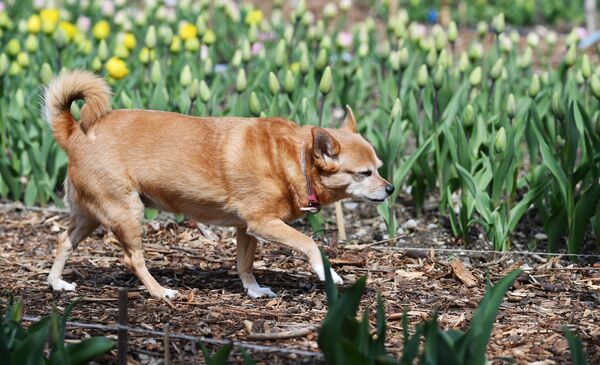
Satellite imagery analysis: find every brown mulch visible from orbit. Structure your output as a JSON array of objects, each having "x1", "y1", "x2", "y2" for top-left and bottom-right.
[{"x1": 0, "y1": 204, "x2": 599, "y2": 364}]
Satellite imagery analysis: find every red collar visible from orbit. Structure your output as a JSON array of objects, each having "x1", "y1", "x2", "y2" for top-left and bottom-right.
[{"x1": 300, "y1": 144, "x2": 321, "y2": 213}]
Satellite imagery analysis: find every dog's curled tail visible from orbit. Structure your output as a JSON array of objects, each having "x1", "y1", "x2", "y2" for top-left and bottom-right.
[{"x1": 42, "y1": 70, "x2": 112, "y2": 149}]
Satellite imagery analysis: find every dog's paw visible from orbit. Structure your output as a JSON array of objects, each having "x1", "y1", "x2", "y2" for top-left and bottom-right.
[
  {"x1": 49, "y1": 279, "x2": 77, "y2": 291},
  {"x1": 314, "y1": 265, "x2": 344, "y2": 285},
  {"x1": 164, "y1": 288, "x2": 179, "y2": 299},
  {"x1": 246, "y1": 285, "x2": 277, "y2": 299}
]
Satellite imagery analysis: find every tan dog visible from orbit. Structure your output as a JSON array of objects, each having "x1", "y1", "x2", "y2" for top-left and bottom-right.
[{"x1": 43, "y1": 71, "x2": 393, "y2": 300}]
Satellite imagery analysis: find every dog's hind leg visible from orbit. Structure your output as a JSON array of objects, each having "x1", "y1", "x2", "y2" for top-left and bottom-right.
[
  {"x1": 109, "y1": 194, "x2": 178, "y2": 301},
  {"x1": 48, "y1": 212, "x2": 99, "y2": 291},
  {"x1": 236, "y1": 227, "x2": 276, "y2": 298}
]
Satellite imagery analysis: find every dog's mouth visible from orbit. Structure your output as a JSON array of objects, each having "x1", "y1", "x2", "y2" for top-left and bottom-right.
[{"x1": 368, "y1": 198, "x2": 386, "y2": 203}]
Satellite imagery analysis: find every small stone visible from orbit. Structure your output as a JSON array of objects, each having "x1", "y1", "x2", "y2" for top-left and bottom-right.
[
  {"x1": 396, "y1": 227, "x2": 406, "y2": 236},
  {"x1": 343, "y1": 202, "x2": 359, "y2": 209},
  {"x1": 402, "y1": 219, "x2": 418, "y2": 229},
  {"x1": 534, "y1": 233, "x2": 548, "y2": 240},
  {"x1": 426, "y1": 223, "x2": 437, "y2": 230}
]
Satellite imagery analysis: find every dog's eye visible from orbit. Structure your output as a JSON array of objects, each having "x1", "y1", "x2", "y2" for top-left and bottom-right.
[{"x1": 357, "y1": 170, "x2": 372, "y2": 177}]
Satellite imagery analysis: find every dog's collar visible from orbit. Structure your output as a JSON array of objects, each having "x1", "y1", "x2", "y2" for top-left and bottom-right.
[{"x1": 300, "y1": 143, "x2": 321, "y2": 213}]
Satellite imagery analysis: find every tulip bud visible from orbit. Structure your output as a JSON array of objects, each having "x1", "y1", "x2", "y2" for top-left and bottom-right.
[
  {"x1": 476, "y1": 21, "x2": 488, "y2": 38},
  {"x1": 274, "y1": 39, "x2": 287, "y2": 68},
  {"x1": 54, "y1": 27, "x2": 68, "y2": 48},
  {"x1": 188, "y1": 79, "x2": 200, "y2": 100},
  {"x1": 506, "y1": 93, "x2": 517, "y2": 119},
  {"x1": 464, "y1": 104, "x2": 475, "y2": 127},
  {"x1": 391, "y1": 98, "x2": 402, "y2": 119},
  {"x1": 458, "y1": 52, "x2": 469, "y2": 72},
  {"x1": 591, "y1": 74, "x2": 600, "y2": 99},
  {"x1": 283, "y1": 69, "x2": 295, "y2": 94},
  {"x1": 91, "y1": 57, "x2": 102, "y2": 71},
  {"x1": 565, "y1": 45, "x2": 576, "y2": 67},
  {"x1": 185, "y1": 37, "x2": 200, "y2": 51},
  {"x1": 139, "y1": 47, "x2": 151, "y2": 64},
  {"x1": 319, "y1": 66, "x2": 333, "y2": 95},
  {"x1": 499, "y1": 33, "x2": 513, "y2": 53},
  {"x1": 490, "y1": 58, "x2": 504, "y2": 80},
  {"x1": 159, "y1": 25, "x2": 173, "y2": 44},
  {"x1": 417, "y1": 65, "x2": 428, "y2": 88},
  {"x1": 249, "y1": 92, "x2": 261, "y2": 116},
  {"x1": 268, "y1": 72, "x2": 280, "y2": 95},
  {"x1": 426, "y1": 48, "x2": 437, "y2": 69},
  {"x1": 551, "y1": 91, "x2": 564, "y2": 119},
  {"x1": 315, "y1": 48, "x2": 328, "y2": 72},
  {"x1": 581, "y1": 54, "x2": 592, "y2": 79},
  {"x1": 492, "y1": 13, "x2": 505, "y2": 34},
  {"x1": 98, "y1": 40, "x2": 109, "y2": 61},
  {"x1": 546, "y1": 31, "x2": 558, "y2": 47},
  {"x1": 399, "y1": 47, "x2": 410, "y2": 69},
  {"x1": 199, "y1": 80, "x2": 211, "y2": 102},
  {"x1": 151, "y1": 61, "x2": 162, "y2": 84},
  {"x1": 469, "y1": 66, "x2": 482, "y2": 87},
  {"x1": 180, "y1": 65, "x2": 192, "y2": 87},
  {"x1": 7, "y1": 39, "x2": 20, "y2": 56},
  {"x1": 241, "y1": 39, "x2": 251, "y2": 62},
  {"x1": 9, "y1": 61, "x2": 22, "y2": 75},
  {"x1": 527, "y1": 74, "x2": 540, "y2": 97},
  {"x1": 358, "y1": 42, "x2": 369, "y2": 58},
  {"x1": 526, "y1": 32, "x2": 540, "y2": 48},
  {"x1": 236, "y1": 68, "x2": 247, "y2": 92},
  {"x1": 230, "y1": 50, "x2": 242, "y2": 68},
  {"x1": 494, "y1": 127, "x2": 506, "y2": 153},
  {"x1": 518, "y1": 47, "x2": 532, "y2": 69},
  {"x1": 434, "y1": 31, "x2": 446, "y2": 51},
  {"x1": 25, "y1": 34, "x2": 39, "y2": 52},
  {"x1": 468, "y1": 43, "x2": 483, "y2": 61},
  {"x1": 323, "y1": 2, "x2": 337, "y2": 19},
  {"x1": 433, "y1": 66, "x2": 444, "y2": 90},
  {"x1": 170, "y1": 36, "x2": 181, "y2": 53},
  {"x1": 16, "y1": 89, "x2": 25, "y2": 108},
  {"x1": 40, "y1": 62, "x2": 52, "y2": 83},
  {"x1": 145, "y1": 25, "x2": 157, "y2": 48},
  {"x1": 448, "y1": 21, "x2": 457, "y2": 43},
  {"x1": 203, "y1": 57, "x2": 213, "y2": 75},
  {"x1": 300, "y1": 96, "x2": 309, "y2": 115},
  {"x1": 575, "y1": 70, "x2": 585, "y2": 85},
  {"x1": 114, "y1": 44, "x2": 129, "y2": 59},
  {"x1": 300, "y1": 51, "x2": 310, "y2": 74},
  {"x1": 16, "y1": 52, "x2": 29, "y2": 67},
  {"x1": 0, "y1": 54, "x2": 7, "y2": 76}
]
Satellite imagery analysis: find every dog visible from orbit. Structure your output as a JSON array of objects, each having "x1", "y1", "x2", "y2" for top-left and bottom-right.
[{"x1": 42, "y1": 70, "x2": 394, "y2": 300}]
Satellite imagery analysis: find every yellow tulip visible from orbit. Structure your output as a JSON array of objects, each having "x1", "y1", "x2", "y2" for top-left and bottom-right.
[
  {"x1": 105, "y1": 57, "x2": 129, "y2": 79},
  {"x1": 92, "y1": 20, "x2": 110, "y2": 40},
  {"x1": 179, "y1": 23, "x2": 197, "y2": 41},
  {"x1": 123, "y1": 32, "x2": 136, "y2": 50},
  {"x1": 59, "y1": 21, "x2": 77, "y2": 41},
  {"x1": 27, "y1": 15, "x2": 42, "y2": 33},
  {"x1": 40, "y1": 9, "x2": 60, "y2": 24},
  {"x1": 245, "y1": 9, "x2": 263, "y2": 26},
  {"x1": 40, "y1": 8, "x2": 60, "y2": 33}
]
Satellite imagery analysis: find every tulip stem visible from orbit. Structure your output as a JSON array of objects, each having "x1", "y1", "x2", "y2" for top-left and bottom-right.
[
  {"x1": 318, "y1": 94, "x2": 325, "y2": 127},
  {"x1": 187, "y1": 98, "x2": 196, "y2": 115},
  {"x1": 56, "y1": 46, "x2": 62, "y2": 72}
]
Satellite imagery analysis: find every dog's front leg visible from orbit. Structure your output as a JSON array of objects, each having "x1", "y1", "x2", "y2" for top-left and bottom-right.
[
  {"x1": 236, "y1": 227, "x2": 277, "y2": 298},
  {"x1": 247, "y1": 219, "x2": 343, "y2": 285}
]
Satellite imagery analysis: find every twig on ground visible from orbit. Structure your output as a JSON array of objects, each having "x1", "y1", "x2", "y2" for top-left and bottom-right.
[{"x1": 246, "y1": 325, "x2": 319, "y2": 341}]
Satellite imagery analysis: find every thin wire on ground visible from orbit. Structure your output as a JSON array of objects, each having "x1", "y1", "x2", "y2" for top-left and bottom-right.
[{"x1": 21, "y1": 315, "x2": 323, "y2": 358}]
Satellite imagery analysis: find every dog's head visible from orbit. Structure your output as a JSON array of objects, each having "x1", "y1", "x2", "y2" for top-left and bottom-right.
[{"x1": 311, "y1": 106, "x2": 394, "y2": 203}]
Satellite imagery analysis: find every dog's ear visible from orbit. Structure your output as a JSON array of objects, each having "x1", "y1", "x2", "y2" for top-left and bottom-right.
[
  {"x1": 341, "y1": 105, "x2": 357, "y2": 133},
  {"x1": 311, "y1": 127, "x2": 340, "y2": 172}
]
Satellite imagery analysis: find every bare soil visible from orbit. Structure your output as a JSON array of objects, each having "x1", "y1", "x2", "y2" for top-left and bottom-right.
[{"x1": 1, "y1": 203, "x2": 599, "y2": 364}]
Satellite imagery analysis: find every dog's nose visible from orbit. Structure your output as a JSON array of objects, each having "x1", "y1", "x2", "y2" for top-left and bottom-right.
[{"x1": 385, "y1": 184, "x2": 395, "y2": 195}]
